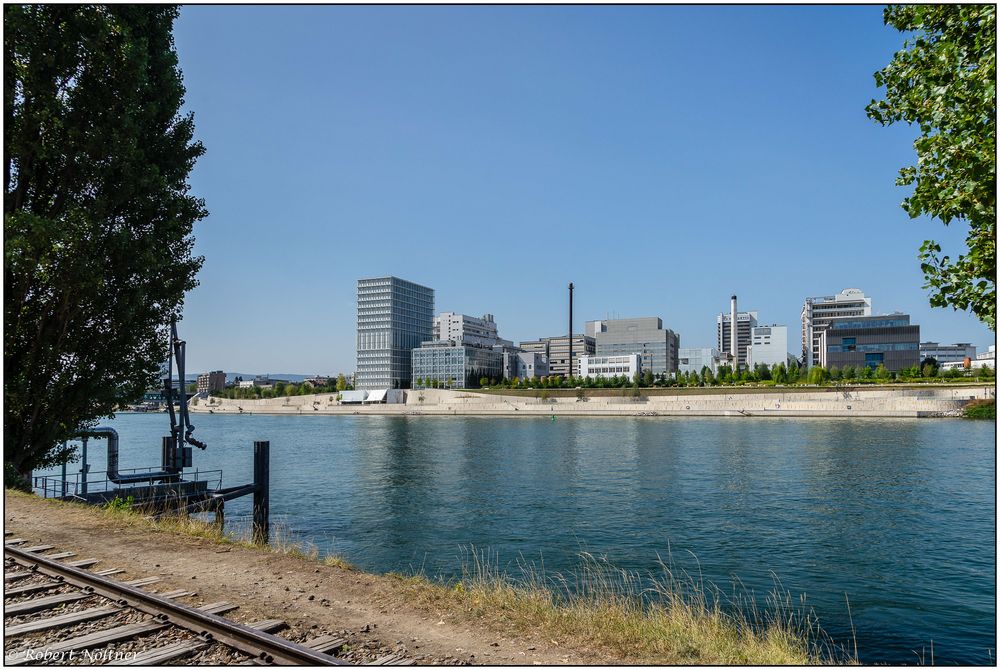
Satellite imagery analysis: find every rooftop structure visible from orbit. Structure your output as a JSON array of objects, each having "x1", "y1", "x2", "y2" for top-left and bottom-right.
[{"x1": 433, "y1": 312, "x2": 512, "y2": 348}]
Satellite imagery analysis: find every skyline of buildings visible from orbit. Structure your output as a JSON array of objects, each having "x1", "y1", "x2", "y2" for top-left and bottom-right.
[{"x1": 349, "y1": 275, "x2": 982, "y2": 390}]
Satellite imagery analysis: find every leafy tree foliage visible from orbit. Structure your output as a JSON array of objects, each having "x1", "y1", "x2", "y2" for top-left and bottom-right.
[
  {"x1": 4, "y1": 6, "x2": 206, "y2": 482},
  {"x1": 867, "y1": 5, "x2": 996, "y2": 330}
]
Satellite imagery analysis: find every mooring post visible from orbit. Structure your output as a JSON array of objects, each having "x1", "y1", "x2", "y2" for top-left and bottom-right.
[
  {"x1": 252, "y1": 440, "x2": 270, "y2": 545},
  {"x1": 60, "y1": 442, "x2": 67, "y2": 498},
  {"x1": 80, "y1": 436, "x2": 89, "y2": 496}
]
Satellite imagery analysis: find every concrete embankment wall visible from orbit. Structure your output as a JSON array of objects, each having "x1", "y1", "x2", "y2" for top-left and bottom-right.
[{"x1": 189, "y1": 385, "x2": 996, "y2": 418}]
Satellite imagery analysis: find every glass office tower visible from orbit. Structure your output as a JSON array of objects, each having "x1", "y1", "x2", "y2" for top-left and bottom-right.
[{"x1": 356, "y1": 276, "x2": 434, "y2": 389}]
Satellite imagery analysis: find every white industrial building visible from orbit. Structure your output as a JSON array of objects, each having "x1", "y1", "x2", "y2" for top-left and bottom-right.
[
  {"x1": 578, "y1": 354, "x2": 642, "y2": 379},
  {"x1": 940, "y1": 345, "x2": 995, "y2": 371},
  {"x1": 678, "y1": 348, "x2": 723, "y2": 376},
  {"x1": 433, "y1": 312, "x2": 513, "y2": 348},
  {"x1": 746, "y1": 325, "x2": 792, "y2": 368},
  {"x1": 497, "y1": 349, "x2": 549, "y2": 381}
]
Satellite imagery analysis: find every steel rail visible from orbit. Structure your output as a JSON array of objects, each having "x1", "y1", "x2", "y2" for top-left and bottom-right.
[{"x1": 4, "y1": 544, "x2": 346, "y2": 665}]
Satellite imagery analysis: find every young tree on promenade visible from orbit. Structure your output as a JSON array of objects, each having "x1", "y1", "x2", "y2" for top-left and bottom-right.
[
  {"x1": 867, "y1": 5, "x2": 996, "y2": 330},
  {"x1": 4, "y1": 6, "x2": 206, "y2": 486}
]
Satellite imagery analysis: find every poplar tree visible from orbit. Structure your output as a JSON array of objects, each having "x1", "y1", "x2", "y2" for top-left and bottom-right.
[{"x1": 4, "y1": 6, "x2": 206, "y2": 484}]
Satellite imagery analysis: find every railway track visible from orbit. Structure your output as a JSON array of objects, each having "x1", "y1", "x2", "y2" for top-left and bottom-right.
[{"x1": 4, "y1": 535, "x2": 415, "y2": 666}]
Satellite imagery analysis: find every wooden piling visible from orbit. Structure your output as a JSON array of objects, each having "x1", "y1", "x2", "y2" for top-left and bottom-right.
[{"x1": 252, "y1": 441, "x2": 270, "y2": 545}]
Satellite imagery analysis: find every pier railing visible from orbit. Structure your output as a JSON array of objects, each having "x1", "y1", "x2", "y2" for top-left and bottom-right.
[{"x1": 33, "y1": 468, "x2": 223, "y2": 502}]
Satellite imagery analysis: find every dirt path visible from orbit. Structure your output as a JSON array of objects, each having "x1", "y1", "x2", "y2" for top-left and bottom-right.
[{"x1": 4, "y1": 492, "x2": 603, "y2": 665}]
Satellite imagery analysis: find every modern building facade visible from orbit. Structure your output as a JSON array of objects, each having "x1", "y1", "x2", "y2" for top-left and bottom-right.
[
  {"x1": 578, "y1": 354, "x2": 642, "y2": 379},
  {"x1": 497, "y1": 347, "x2": 549, "y2": 381},
  {"x1": 818, "y1": 314, "x2": 920, "y2": 371},
  {"x1": 588, "y1": 317, "x2": 680, "y2": 376},
  {"x1": 716, "y1": 310, "x2": 758, "y2": 370},
  {"x1": 411, "y1": 341, "x2": 504, "y2": 388},
  {"x1": 197, "y1": 371, "x2": 225, "y2": 395},
  {"x1": 678, "y1": 348, "x2": 723, "y2": 376},
  {"x1": 433, "y1": 312, "x2": 512, "y2": 348},
  {"x1": 919, "y1": 342, "x2": 977, "y2": 364},
  {"x1": 801, "y1": 288, "x2": 872, "y2": 368},
  {"x1": 356, "y1": 276, "x2": 434, "y2": 389},
  {"x1": 746, "y1": 325, "x2": 791, "y2": 369},
  {"x1": 519, "y1": 334, "x2": 595, "y2": 378}
]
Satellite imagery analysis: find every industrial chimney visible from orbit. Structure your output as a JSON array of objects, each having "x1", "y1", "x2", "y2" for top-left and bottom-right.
[
  {"x1": 730, "y1": 294, "x2": 738, "y2": 370},
  {"x1": 568, "y1": 282, "x2": 574, "y2": 379}
]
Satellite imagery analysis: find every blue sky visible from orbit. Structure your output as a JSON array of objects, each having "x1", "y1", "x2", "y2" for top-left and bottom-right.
[{"x1": 173, "y1": 5, "x2": 994, "y2": 375}]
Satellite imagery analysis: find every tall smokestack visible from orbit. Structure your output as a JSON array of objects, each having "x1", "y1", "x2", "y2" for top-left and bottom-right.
[
  {"x1": 730, "y1": 294, "x2": 738, "y2": 370},
  {"x1": 568, "y1": 282, "x2": 574, "y2": 379}
]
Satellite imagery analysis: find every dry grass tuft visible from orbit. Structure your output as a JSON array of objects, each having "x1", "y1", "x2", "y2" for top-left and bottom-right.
[{"x1": 392, "y1": 548, "x2": 853, "y2": 665}]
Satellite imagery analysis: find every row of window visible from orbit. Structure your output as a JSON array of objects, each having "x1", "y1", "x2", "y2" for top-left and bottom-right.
[
  {"x1": 830, "y1": 319, "x2": 909, "y2": 330},
  {"x1": 828, "y1": 342, "x2": 919, "y2": 353}
]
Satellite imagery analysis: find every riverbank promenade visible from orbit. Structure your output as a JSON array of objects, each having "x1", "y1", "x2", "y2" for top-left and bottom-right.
[{"x1": 189, "y1": 384, "x2": 994, "y2": 418}]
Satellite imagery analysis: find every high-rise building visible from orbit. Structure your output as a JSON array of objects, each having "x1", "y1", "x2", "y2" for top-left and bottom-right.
[
  {"x1": 819, "y1": 313, "x2": 919, "y2": 371},
  {"x1": 588, "y1": 317, "x2": 680, "y2": 376},
  {"x1": 717, "y1": 308, "x2": 758, "y2": 370},
  {"x1": 519, "y1": 334, "x2": 595, "y2": 378},
  {"x1": 356, "y1": 276, "x2": 434, "y2": 389},
  {"x1": 801, "y1": 288, "x2": 872, "y2": 368},
  {"x1": 746, "y1": 325, "x2": 791, "y2": 369}
]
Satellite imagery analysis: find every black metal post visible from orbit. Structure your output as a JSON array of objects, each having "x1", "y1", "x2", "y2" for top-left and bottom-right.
[
  {"x1": 252, "y1": 441, "x2": 270, "y2": 545},
  {"x1": 80, "y1": 436, "x2": 89, "y2": 496},
  {"x1": 568, "y1": 282, "x2": 574, "y2": 380}
]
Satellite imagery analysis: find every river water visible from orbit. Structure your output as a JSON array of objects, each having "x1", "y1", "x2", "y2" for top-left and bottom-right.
[{"x1": 38, "y1": 414, "x2": 995, "y2": 664}]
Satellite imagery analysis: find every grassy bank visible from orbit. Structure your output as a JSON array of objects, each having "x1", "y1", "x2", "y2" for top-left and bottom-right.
[
  {"x1": 391, "y1": 549, "x2": 849, "y2": 665},
  {"x1": 963, "y1": 399, "x2": 996, "y2": 419},
  {"x1": 6, "y1": 489, "x2": 847, "y2": 664}
]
